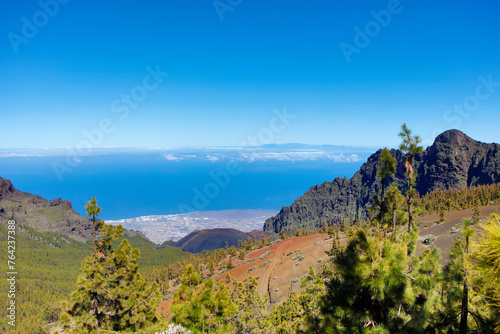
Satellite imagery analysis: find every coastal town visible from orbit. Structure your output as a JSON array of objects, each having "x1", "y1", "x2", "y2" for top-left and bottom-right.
[{"x1": 106, "y1": 209, "x2": 277, "y2": 244}]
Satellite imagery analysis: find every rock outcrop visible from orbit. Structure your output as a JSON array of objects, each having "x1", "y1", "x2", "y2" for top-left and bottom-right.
[{"x1": 263, "y1": 130, "x2": 500, "y2": 233}]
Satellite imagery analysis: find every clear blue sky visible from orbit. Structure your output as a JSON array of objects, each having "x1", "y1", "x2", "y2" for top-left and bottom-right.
[{"x1": 1, "y1": 0, "x2": 499, "y2": 149}]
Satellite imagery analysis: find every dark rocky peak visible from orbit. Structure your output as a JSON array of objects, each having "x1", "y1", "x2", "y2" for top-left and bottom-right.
[
  {"x1": 264, "y1": 130, "x2": 500, "y2": 234},
  {"x1": 49, "y1": 198, "x2": 74, "y2": 211},
  {"x1": 429, "y1": 129, "x2": 489, "y2": 157},
  {"x1": 433, "y1": 129, "x2": 474, "y2": 146},
  {"x1": 0, "y1": 177, "x2": 17, "y2": 197},
  {"x1": 426, "y1": 129, "x2": 490, "y2": 167}
]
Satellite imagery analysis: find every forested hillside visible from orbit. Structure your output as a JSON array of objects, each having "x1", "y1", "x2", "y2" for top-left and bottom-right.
[{"x1": 0, "y1": 222, "x2": 188, "y2": 333}]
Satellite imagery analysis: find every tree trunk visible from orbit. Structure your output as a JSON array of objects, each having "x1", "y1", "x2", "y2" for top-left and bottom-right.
[
  {"x1": 92, "y1": 216, "x2": 96, "y2": 264},
  {"x1": 408, "y1": 195, "x2": 413, "y2": 234},
  {"x1": 379, "y1": 181, "x2": 386, "y2": 223},
  {"x1": 392, "y1": 208, "x2": 397, "y2": 240},
  {"x1": 406, "y1": 157, "x2": 415, "y2": 234},
  {"x1": 459, "y1": 278, "x2": 468, "y2": 334}
]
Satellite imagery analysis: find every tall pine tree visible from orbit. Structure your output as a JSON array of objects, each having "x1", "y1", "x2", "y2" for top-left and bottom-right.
[
  {"x1": 62, "y1": 198, "x2": 162, "y2": 333},
  {"x1": 398, "y1": 123, "x2": 423, "y2": 234},
  {"x1": 300, "y1": 267, "x2": 326, "y2": 334},
  {"x1": 321, "y1": 228, "x2": 440, "y2": 333},
  {"x1": 473, "y1": 213, "x2": 500, "y2": 332},
  {"x1": 269, "y1": 287, "x2": 304, "y2": 333},
  {"x1": 385, "y1": 183, "x2": 404, "y2": 240},
  {"x1": 231, "y1": 276, "x2": 269, "y2": 334},
  {"x1": 376, "y1": 148, "x2": 397, "y2": 224}
]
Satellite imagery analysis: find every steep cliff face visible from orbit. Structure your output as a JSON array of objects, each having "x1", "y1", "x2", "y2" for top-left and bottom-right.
[
  {"x1": 415, "y1": 130, "x2": 500, "y2": 193},
  {"x1": 263, "y1": 130, "x2": 500, "y2": 233}
]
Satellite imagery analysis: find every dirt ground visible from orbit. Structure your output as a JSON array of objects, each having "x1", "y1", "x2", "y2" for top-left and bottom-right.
[
  {"x1": 415, "y1": 204, "x2": 500, "y2": 263},
  {"x1": 159, "y1": 234, "x2": 335, "y2": 315},
  {"x1": 214, "y1": 234, "x2": 334, "y2": 307},
  {"x1": 159, "y1": 203, "x2": 500, "y2": 315}
]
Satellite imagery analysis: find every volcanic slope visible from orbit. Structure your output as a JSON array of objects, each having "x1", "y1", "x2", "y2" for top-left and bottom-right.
[
  {"x1": 169, "y1": 228, "x2": 255, "y2": 253},
  {"x1": 159, "y1": 203, "x2": 500, "y2": 317},
  {"x1": 415, "y1": 203, "x2": 500, "y2": 263}
]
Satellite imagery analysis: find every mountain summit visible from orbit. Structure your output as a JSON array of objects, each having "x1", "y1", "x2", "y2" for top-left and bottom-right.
[
  {"x1": 0, "y1": 177, "x2": 17, "y2": 198},
  {"x1": 263, "y1": 130, "x2": 500, "y2": 233}
]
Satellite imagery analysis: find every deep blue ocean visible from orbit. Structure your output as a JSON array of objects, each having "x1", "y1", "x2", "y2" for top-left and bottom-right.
[{"x1": 0, "y1": 154, "x2": 365, "y2": 220}]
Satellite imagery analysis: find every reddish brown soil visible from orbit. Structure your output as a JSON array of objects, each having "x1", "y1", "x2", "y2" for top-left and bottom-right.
[
  {"x1": 159, "y1": 234, "x2": 335, "y2": 315},
  {"x1": 159, "y1": 204, "x2": 500, "y2": 316},
  {"x1": 213, "y1": 234, "x2": 335, "y2": 307},
  {"x1": 159, "y1": 299, "x2": 173, "y2": 318}
]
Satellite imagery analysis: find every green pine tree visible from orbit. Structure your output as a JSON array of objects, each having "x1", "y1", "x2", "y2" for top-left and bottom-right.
[
  {"x1": 171, "y1": 264, "x2": 202, "y2": 329},
  {"x1": 438, "y1": 206, "x2": 446, "y2": 223},
  {"x1": 459, "y1": 218, "x2": 474, "y2": 333},
  {"x1": 231, "y1": 275, "x2": 269, "y2": 334},
  {"x1": 321, "y1": 227, "x2": 440, "y2": 333},
  {"x1": 440, "y1": 239, "x2": 468, "y2": 332},
  {"x1": 376, "y1": 148, "x2": 397, "y2": 224},
  {"x1": 269, "y1": 286, "x2": 304, "y2": 333},
  {"x1": 171, "y1": 264, "x2": 235, "y2": 333},
  {"x1": 473, "y1": 213, "x2": 500, "y2": 332},
  {"x1": 472, "y1": 201, "x2": 482, "y2": 224},
  {"x1": 61, "y1": 198, "x2": 162, "y2": 333},
  {"x1": 300, "y1": 267, "x2": 326, "y2": 333},
  {"x1": 439, "y1": 220, "x2": 492, "y2": 333},
  {"x1": 398, "y1": 123, "x2": 423, "y2": 234},
  {"x1": 385, "y1": 183, "x2": 404, "y2": 240}
]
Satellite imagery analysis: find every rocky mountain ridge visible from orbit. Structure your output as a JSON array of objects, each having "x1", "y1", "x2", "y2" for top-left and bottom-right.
[
  {"x1": 263, "y1": 130, "x2": 500, "y2": 233},
  {"x1": 0, "y1": 177, "x2": 145, "y2": 241}
]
